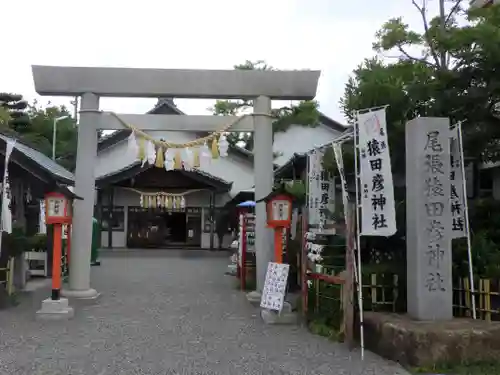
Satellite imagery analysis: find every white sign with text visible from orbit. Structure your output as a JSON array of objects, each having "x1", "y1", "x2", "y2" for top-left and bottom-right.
[{"x1": 260, "y1": 262, "x2": 290, "y2": 312}]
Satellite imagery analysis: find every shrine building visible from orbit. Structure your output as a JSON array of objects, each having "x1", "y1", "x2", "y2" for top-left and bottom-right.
[{"x1": 94, "y1": 98, "x2": 346, "y2": 250}]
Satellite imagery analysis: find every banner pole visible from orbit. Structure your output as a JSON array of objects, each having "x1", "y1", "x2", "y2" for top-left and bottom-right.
[
  {"x1": 353, "y1": 112, "x2": 365, "y2": 360},
  {"x1": 457, "y1": 121, "x2": 477, "y2": 319}
]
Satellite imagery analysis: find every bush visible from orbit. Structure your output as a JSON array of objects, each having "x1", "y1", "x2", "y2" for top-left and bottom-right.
[
  {"x1": 452, "y1": 198, "x2": 500, "y2": 280},
  {"x1": 454, "y1": 231, "x2": 500, "y2": 280}
]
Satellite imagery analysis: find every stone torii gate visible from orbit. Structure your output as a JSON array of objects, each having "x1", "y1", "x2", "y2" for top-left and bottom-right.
[{"x1": 31, "y1": 65, "x2": 320, "y2": 300}]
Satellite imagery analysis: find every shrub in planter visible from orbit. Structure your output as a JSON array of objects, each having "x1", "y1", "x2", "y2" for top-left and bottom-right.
[
  {"x1": 0, "y1": 225, "x2": 30, "y2": 293},
  {"x1": 1, "y1": 226, "x2": 30, "y2": 260},
  {"x1": 28, "y1": 233, "x2": 48, "y2": 252}
]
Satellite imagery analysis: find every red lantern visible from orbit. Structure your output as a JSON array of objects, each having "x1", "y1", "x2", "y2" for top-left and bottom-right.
[
  {"x1": 265, "y1": 193, "x2": 293, "y2": 230},
  {"x1": 45, "y1": 192, "x2": 73, "y2": 225},
  {"x1": 262, "y1": 193, "x2": 294, "y2": 264}
]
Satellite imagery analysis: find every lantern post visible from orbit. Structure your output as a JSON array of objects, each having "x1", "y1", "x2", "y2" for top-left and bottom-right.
[
  {"x1": 260, "y1": 190, "x2": 293, "y2": 263},
  {"x1": 36, "y1": 187, "x2": 81, "y2": 320}
]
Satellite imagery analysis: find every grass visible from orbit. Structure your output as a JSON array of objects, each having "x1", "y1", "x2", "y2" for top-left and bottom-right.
[
  {"x1": 308, "y1": 318, "x2": 343, "y2": 342},
  {"x1": 410, "y1": 361, "x2": 500, "y2": 374}
]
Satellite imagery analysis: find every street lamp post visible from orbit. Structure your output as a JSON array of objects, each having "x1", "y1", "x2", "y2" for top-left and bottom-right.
[{"x1": 52, "y1": 115, "x2": 69, "y2": 161}]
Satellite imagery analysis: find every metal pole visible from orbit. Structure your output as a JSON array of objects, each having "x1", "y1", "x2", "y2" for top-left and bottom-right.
[
  {"x1": 52, "y1": 118, "x2": 57, "y2": 161},
  {"x1": 353, "y1": 112, "x2": 365, "y2": 360},
  {"x1": 302, "y1": 152, "x2": 310, "y2": 321},
  {"x1": 73, "y1": 96, "x2": 79, "y2": 122},
  {"x1": 457, "y1": 121, "x2": 477, "y2": 319},
  {"x1": 439, "y1": 0, "x2": 447, "y2": 68}
]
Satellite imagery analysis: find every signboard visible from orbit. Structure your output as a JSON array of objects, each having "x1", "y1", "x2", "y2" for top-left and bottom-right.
[
  {"x1": 357, "y1": 108, "x2": 397, "y2": 236},
  {"x1": 238, "y1": 214, "x2": 244, "y2": 267},
  {"x1": 260, "y1": 262, "x2": 290, "y2": 311}
]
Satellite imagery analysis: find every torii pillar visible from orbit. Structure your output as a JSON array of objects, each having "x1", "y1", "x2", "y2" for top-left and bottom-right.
[{"x1": 31, "y1": 65, "x2": 320, "y2": 299}]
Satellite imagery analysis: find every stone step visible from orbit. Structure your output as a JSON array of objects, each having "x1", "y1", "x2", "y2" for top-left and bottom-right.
[{"x1": 261, "y1": 308, "x2": 299, "y2": 325}]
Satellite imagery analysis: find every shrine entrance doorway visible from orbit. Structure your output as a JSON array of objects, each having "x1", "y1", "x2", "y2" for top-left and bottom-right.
[{"x1": 126, "y1": 209, "x2": 187, "y2": 248}]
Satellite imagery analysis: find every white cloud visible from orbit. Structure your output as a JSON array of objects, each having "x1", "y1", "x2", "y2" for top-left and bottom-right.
[{"x1": 1, "y1": 0, "x2": 428, "y2": 123}]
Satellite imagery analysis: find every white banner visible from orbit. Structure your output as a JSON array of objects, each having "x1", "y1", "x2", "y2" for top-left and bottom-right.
[
  {"x1": 62, "y1": 224, "x2": 70, "y2": 240},
  {"x1": 307, "y1": 149, "x2": 335, "y2": 234},
  {"x1": 450, "y1": 127, "x2": 466, "y2": 239},
  {"x1": 307, "y1": 149, "x2": 322, "y2": 227},
  {"x1": 357, "y1": 109, "x2": 396, "y2": 236},
  {"x1": 39, "y1": 200, "x2": 47, "y2": 234},
  {"x1": 1, "y1": 140, "x2": 16, "y2": 236},
  {"x1": 333, "y1": 142, "x2": 349, "y2": 219}
]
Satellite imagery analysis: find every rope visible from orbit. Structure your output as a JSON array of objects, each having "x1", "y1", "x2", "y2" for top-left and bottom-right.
[
  {"x1": 123, "y1": 187, "x2": 206, "y2": 197},
  {"x1": 80, "y1": 109, "x2": 276, "y2": 149}
]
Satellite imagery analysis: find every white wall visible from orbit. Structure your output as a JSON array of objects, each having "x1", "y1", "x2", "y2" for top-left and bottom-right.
[
  {"x1": 96, "y1": 125, "x2": 343, "y2": 201},
  {"x1": 96, "y1": 131, "x2": 194, "y2": 179},
  {"x1": 273, "y1": 124, "x2": 342, "y2": 166},
  {"x1": 96, "y1": 131, "x2": 254, "y2": 197},
  {"x1": 96, "y1": 123, "x2": 343, "y2": 248}
]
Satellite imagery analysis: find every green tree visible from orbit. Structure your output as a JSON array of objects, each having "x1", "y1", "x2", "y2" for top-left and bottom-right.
[
  {"x1": 210, "y1": 60, "x2": 321, "y2": 150},
  {"x1": 0, "y1": 94, "x2": 79, "y2": 170},
  {"x1": 0, "y1": 93, "x2": 30, "y2": 132},
  {"x1": 25, "y1": 102, "x2": 78, "y2": 170},
  {"x1": 338, "y1": 1, "x2": 500, "y2": 174}
]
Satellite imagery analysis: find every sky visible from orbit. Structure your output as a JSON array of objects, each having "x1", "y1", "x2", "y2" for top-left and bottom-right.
[{"x1": 1, "y1": 0, "x2": 433, "y2": 124}]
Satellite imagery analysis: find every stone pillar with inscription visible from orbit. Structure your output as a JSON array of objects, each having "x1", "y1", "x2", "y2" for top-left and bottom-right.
[{"x1": 406, "y1": 117, "x2": 453, "y2": 321}]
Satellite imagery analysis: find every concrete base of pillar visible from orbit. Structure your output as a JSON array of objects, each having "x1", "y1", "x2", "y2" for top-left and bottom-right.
[
  {"x1": 36, "y1": 298, "x2": 74, "y2": 320},
  {"x1": 261, "y1": 302, "x2": 298, "y2": 325},
  {"x1": 61, "y1": 288, "x2": 100, "y2": 301},
  {"x1": 246, "y1": 290, "x2": 261, "y2": 306}
]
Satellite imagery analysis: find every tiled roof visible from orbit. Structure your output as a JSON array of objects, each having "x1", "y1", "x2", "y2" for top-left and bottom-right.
[
  {"x1": 96, "y1": 160, "x2": 232, "y2": 191},
  {"x1": 0, "y1": 133, "x2": 74, "y2": 185}
]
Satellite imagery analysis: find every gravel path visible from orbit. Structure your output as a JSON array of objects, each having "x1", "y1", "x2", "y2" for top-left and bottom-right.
[{"x1": 0, "y1": 250, "x2": 409, "y2": 375}]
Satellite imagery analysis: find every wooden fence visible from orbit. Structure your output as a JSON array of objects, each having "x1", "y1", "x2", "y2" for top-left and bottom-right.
[
  {"x1": 308, "y1": 272, "x2": 500, "y2": 325},
  {"x1": 0, "y1": 258, "x2": 15, "y2": 296}
]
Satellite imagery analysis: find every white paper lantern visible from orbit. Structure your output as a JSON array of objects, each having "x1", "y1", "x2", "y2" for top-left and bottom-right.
[{"x1": 180, "y1": 197, "x2": 186, "y2": 209}]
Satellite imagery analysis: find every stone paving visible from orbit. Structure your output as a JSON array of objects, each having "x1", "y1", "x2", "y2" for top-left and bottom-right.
[{"x1": 0, "y1": 250, "x2": 410, "y2": 375}]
